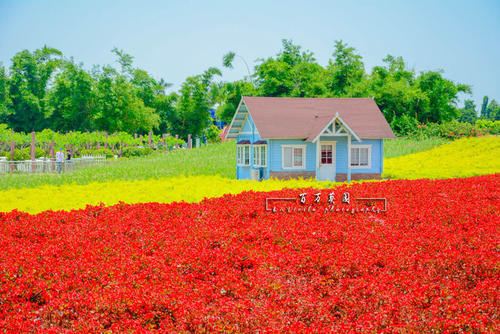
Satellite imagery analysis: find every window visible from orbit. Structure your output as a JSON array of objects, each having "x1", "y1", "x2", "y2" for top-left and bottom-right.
[
  {"x1": 253, "y1": 145, "x2": 267, "y2": 167},
  {"x1": 282, "y1": 145, "x2": 306, "y2": 169},
  {"x1": 237, "y1": 145, "x2": 250, "y2": 166},
  {"x1": 321, "y1": 144, "x2": 333, "y2": 164},
  {"x1": 350, "y1": 145, "x2": 371, "y2": 168}
]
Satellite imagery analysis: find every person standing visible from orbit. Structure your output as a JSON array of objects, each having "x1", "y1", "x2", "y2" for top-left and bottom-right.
[{"x1": 56, "y1": 148, "x2": 64, "y2": 173}]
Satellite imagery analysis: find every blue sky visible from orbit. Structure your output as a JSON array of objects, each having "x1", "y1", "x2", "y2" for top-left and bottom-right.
[{"x1": 1, "y1": 0, "x2": 499, "y2": 107}]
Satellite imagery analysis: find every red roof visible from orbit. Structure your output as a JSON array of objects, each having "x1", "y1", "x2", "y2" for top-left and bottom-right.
[{"x1": 241, "y1": 96, "x2": 396, "y2": 140}]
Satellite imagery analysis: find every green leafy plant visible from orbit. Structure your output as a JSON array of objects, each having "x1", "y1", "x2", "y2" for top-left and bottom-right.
[{"x1": 476, "y1": 120, "x2": 500, "y2": 135}]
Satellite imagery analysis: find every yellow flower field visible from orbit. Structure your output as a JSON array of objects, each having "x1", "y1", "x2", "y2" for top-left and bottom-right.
[
  {"x1": 383, "y1": 136, "x2": 500, "y2": 179},
  {"x1": 0, "y1": 175, "x2": 341, "y2": 214},
  {"x1": 1, "y1": 136, "x2": 498, "y2": 214}
]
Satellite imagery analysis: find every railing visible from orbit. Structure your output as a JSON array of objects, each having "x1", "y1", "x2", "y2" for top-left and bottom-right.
[{"x1": 0, "y1": 155, "x2": 107, "y2": 174}]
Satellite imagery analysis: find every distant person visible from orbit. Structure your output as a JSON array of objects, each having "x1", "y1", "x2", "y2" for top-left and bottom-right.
[
  {"x1": 66, "y1": 149, "x2": 72, "y2": 161},
  {"x1": 56, "y1": 148, "x2": 64, "y2": 173}
]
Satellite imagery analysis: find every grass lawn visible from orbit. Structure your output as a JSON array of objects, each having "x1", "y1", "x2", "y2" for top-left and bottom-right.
[
  {"x1": 383, "y1": 137, "x2": 449, "y2": 158},
  {"x1": 0, "y1": 142, "x2": 235, "y2": 191},
  {"x1": 0, "y1": 136, "x2": 492, "y2": 191}
]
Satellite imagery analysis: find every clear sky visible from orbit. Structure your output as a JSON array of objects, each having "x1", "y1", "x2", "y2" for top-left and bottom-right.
[{"x1": 1, "y1": 0, "x2": 499, "y2": 107}]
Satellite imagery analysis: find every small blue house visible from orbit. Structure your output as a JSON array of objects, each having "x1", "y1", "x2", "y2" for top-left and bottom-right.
[{"x1": 225, "y1": 97, "x2": 396, "y2": 182}]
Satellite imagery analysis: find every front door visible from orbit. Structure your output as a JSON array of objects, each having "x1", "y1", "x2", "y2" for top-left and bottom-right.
[{"x1": 318, "y1": 142, "x2": 336, "y2": 181}]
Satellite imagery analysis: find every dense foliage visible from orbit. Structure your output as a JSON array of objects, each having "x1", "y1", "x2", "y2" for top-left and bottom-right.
[
  {"x1": 1, "y1": 41, "x2": 498, "y2": 139},
  {"x1": 0, "y1": 47, "x2": 221, "y2": 140},
  {"x1": 220, "y1": 40, "x2": 499, "y2": 128},
  {"x1": 404, "y1": 119, "x2": 500, "y2": 139},
  {"x1": 0, "y1": 175, "x2": 498, "y2": 331}
]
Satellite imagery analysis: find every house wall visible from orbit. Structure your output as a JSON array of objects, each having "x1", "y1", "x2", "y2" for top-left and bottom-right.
[
  {"x1": 235, "y1": 119, "x2": 383, "y2": 181},
  {"x1": 269, "y1": 139, "x2": 316, "y2": 172},
  {"x1": 236, "y1": 114, "x2": 271, "y2": 180},
  {"x1": 318, "y1": 136, "x2": 383, "y2": 175}
]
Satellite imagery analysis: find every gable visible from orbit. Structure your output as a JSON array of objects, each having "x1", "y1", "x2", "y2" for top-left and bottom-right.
[{"x1": 309, "y1": 115, "x2": 361, "y2": 142}]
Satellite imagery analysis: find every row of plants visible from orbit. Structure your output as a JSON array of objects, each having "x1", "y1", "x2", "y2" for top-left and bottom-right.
[
  {"x1": 393, "y1": 117, "x2": 500, "y2": 139},
  {"x1": 0, "y1": 175, "x2": 497, "y2": 331},
  {"x1": 0, "y1": 147, "x2": 157, "y2": 161},
  {"x1": 0, "y1": 124, "x2": 185, "y2": 152}
]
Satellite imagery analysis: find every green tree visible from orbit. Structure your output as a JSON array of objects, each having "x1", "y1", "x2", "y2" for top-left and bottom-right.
[
  {"x1": 93, "y1": 66, "x2": 159, "y2": 134},
  {"x1": 416, "y1": 70, "x2": 471, "y2": 122},
  {"x1": 480, "y1": 96, "x2": 489, "y2": 119},
  {"x1": 7, "y1": 46, "x2": 62, "y2": 131},
  {"x1": 361, "y1": 55, "x2": 426, "y2": 124},
  {"x1": 216, "y1": 80, "x2": 256, "y2": 123},
  {"x1": 47, "y1": 60, "x2": 95, "y2": 131},
  {"x1": 154, "y1": 92, "x2": 178, "y2": 134},
  {"x1": 458, "y1": 100, "x2": 478, "y2": 123},
  {"x1": 0, "y1": 63, "x2": 12, "y2": 123},
  {"x1": 155, "y1": 78, "x2": 173, "y2": 95},
  {"x1": 479, "y1": 96, "x2": 500, "y2": 121},
  {"x1": 222, "y1": 51, "x2": 252, "y2": 81},
  {"x1": 485, "y1": 99, "x2": 500, "y2": 121},
  {"x1": 174, "y1": 67, "x2": 221, "y2": 139},
  {"x1": 254, "y1": 39, "x2": 325, "y2": 97},
  {"x1": 326, "y1": 40, "x2": 365, "y2": 96}
]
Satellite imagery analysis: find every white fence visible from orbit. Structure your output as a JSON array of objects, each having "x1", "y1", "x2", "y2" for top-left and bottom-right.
[{"x1": 0, "y1": 155, "x2": 107, "y2": 174}]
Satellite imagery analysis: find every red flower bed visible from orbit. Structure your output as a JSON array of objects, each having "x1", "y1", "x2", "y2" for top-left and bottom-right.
[{"x1": 0, "y1": 175, "x2": 499, "y2": 332}]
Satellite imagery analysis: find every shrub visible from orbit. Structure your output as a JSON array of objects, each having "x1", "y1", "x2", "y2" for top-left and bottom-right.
[
  {"x1": 122, "y1": 146, "x2": 154, "y2": 158},
  {"x1": 408, "y1": 120, "x2": 489, "y2": 140},
  {"x1": 164, "y1": 136, "x2": 184, "y2": 148},
  {"x1": 206, "y1": 124, "x2": 222, "y2": 144},
  {"x1": 3, "y1": 147, "x2": 46, "y2": 161},
  {"x1": 80, "y1": 148, "x2": 114, "y2": 158},
  {"x1": 476, "y1": 119, "x2": 500, "y2": 135},
  {"x1": 438, "y1": 120, "x2": 487, "y2": 139},
  {"x1": 389, "y1": 115, "x2": 420, "y2": 136}
]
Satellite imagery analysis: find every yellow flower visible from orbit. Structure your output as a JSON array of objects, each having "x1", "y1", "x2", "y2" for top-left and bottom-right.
[
  {"x1": 383, "y1": 136, "x2": 500, "y2": 179},
  {"x1": 0, "y1": 175, "x2": 341, "y2": 214}
]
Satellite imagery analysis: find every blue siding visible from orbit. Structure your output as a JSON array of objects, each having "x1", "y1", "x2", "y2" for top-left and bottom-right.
[
  {"x1": 236, "y1": 115, "x2": 270, "y2": 180},
  {"x1": 319, "y1": 136, "x2": 347, "y2": 174},
  {"x1": 235, "y1": 117, "x2": 384, "y2": 180},
  {"x1": 241, "y1": 116, "x2": 253, "y2": 132},
  {"x1": 351, "y1": 139, "x2": 382, "y2": 174},
  {"x1": 318, "y1": 136, "x2": 383, "y2": 174},
  {"x1": 269, "y1": 139, "x2": 316, "y2": 172}
]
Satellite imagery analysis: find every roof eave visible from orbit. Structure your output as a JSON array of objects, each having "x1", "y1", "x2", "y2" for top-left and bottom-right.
[{"x1": 225, "y1": 98, "x2": 250, "y2": 139}]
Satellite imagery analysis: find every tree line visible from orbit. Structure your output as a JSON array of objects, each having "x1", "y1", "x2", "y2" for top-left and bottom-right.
[{"x1": 0, "y1": 40, "x2": 498, "y2": 140}]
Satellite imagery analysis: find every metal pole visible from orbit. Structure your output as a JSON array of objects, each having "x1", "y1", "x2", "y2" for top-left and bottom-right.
[
  {"x1": 10, "y1": 132, "x2": 14, "y2": 172},
  {"x1": 51, "y1": 139, "x2": 55, "y2": 172},
  {"x1": 31, "y1": 131, "x2": 36, "y2": 173}
]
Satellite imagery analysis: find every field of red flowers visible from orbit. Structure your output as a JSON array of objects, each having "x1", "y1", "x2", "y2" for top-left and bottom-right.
[{"x1": 0, "y1": 175, "x2": 499, "y2": 332}]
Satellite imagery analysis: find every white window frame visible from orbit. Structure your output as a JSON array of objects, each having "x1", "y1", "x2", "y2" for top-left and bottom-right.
[
  {"x1": 253, "y1": 145, "x2": 267, "y2": 167},
  {"x1": 350, "y1": 145, "x2": 371, "y2": 169},
  {"x1": 282, "y1": 145, "x2": 306, "y2": 170},
  {"x1": 237, "y1": 144, "x2": 250, "y2": 166}
]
